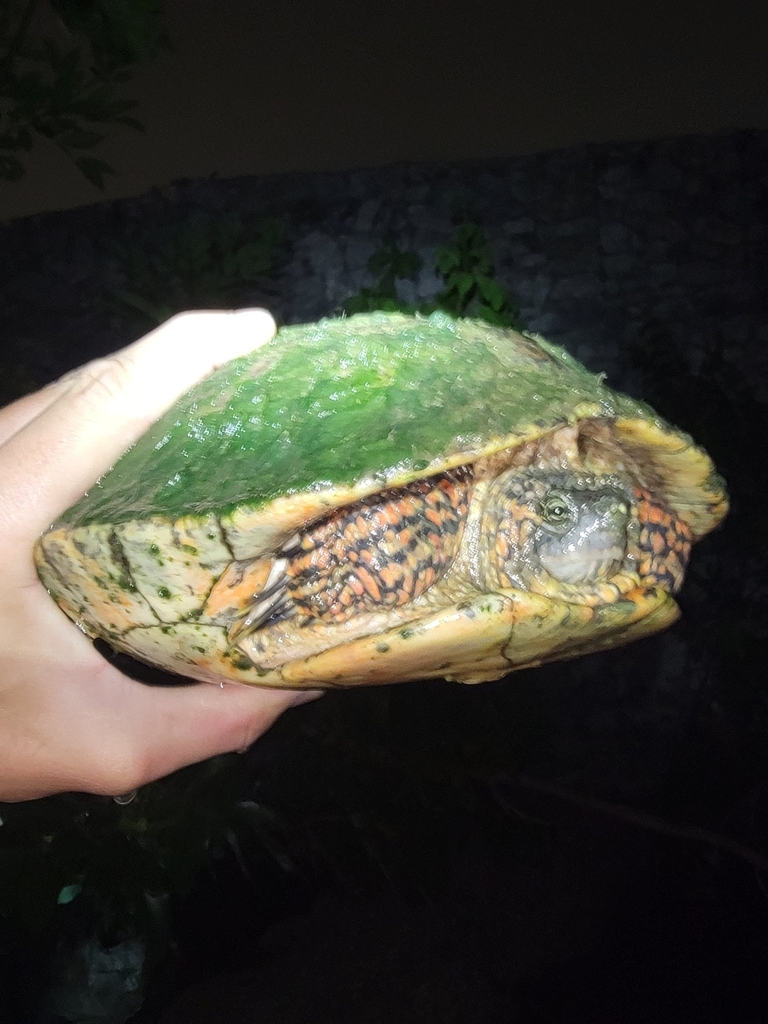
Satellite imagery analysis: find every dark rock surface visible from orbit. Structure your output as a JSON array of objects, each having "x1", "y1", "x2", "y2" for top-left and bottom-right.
[{"x1": 1, "y1": 130, "x2": 765, "y2": 399}]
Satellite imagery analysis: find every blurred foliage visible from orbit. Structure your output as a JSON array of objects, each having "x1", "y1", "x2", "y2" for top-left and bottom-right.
[
  {"x1": 0, "y1": 0, "x2": 168, "y2": 187},
  {"x1": 0, "y1": 755, "x2": 275, "y2": 936},
  {"x1": 432, "y1": 218, "x2": 521, "y2": 327},
  {"x1": 342, "y1": 235, "x2": 422, "y2": 315},
  {"x1": 343, "y1": 200, "x2": 522, "y2": 329},
  {"x1": 0, "y1": 754, "x2": 283, "y2": 1018},
  {"x1": 104, "y1": 211, "x2": 289, "y2": 326}
]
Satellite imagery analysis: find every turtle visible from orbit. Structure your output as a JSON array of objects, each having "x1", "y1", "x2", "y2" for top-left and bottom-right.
[{"x1": 34, "y1": 311, "x2": 728, "y2": 689}]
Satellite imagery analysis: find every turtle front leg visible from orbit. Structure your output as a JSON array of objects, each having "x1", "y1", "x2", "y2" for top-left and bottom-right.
[{"x1": 229, "y1": 472, "x2": 472, "y2": 669}]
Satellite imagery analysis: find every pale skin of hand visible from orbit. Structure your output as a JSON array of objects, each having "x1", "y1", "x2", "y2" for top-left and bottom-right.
[{"x1": 0, "y1": 309, "x2": 321, "y2": 803}]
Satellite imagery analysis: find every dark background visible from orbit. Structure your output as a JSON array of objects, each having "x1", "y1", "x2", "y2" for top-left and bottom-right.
[
  {"x1": 1, "y1": 0, "x2": 766, "y2": 221},
  {"x1": 1, "y1": 4, "x2": 767, "y2": 1023}
]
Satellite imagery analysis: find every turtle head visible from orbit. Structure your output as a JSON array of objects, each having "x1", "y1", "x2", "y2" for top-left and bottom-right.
[
  {"x1": 531, "y1": 484, "x2": 631, "y2": 583},
  {"x1": 480, "y1": 469, "x2": 690, "y2": 604}
]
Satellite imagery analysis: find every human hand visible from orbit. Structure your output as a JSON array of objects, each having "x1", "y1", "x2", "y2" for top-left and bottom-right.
[{"x1": 0, "y1": 310, "x2": 320, "y2": 802}]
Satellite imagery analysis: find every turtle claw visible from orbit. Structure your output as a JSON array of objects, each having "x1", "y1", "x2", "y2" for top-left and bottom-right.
[
  {"x1": 227, "y1": 558, "x2": 294, "y2": 643},
  {"x1": 279, "y1": 533, "x2": 303, "y2": 557}
]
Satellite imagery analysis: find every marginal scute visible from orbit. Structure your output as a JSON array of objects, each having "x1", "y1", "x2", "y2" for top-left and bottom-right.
[
  {"x1": 501, "y1": 586, "x2": 679, "y2": 668},
  {"x1": 614, "y1": 417, "x2": 728, "y2": 538},
  {"x1": 37, "y1": 524, "x2": 158, "y2": 635},
  {"x1": 119, "y1": 622, "x2": 270, "y2": 685},
  {"x1": 115, "y1": 516, "x2": 231, "y2": 620}
]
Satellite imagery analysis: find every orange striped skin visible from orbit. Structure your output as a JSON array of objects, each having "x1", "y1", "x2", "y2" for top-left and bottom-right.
[
  {"x1": 286, "y1": 473, "x2": 470, "y2": 622},
  {"x1": 283, "y1": 472, "x2": 692, "y2": 627},
  {"x1": 633, "y1": 488, "x2": 692, "y2": 593}
]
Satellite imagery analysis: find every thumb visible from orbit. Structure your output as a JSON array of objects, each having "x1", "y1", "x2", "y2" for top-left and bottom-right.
[{"x1": 0, "y1": 309, "x2": 277, "y2": 545}]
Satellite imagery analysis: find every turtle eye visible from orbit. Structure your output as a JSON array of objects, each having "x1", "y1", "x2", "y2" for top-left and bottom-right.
[{"x1": 539, "y1": 493, "x2": 574, "y2": 531}]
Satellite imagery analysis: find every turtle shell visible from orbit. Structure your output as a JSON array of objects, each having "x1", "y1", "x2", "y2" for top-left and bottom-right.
[{"x1": 35, "y1": 312, "x2": 728, "y2": 688}]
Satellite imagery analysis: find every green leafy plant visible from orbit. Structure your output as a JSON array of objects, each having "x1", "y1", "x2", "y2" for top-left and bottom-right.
[
  {"x1": 0, "y1": 0, "x2": 168, "y2": 187},
  {"x1": 105, "y1": 212, "x2": 288, "y2": 326},
  {"x1": 342, "y1": 236, "x2": 422, "y2": 315},
  {"x1": 343, "y1": 208, "x2": 521, "y2": 329},
  {"x1": 433, "y1": 218, "x2": 521, "y2": 327}
]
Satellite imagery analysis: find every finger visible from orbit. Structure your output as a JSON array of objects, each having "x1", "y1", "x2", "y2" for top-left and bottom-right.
[
  {"x1": 17, "y1": 676, "x2": 323, "y2": 800},
  {"x1": 108, "y1": 681, "x2": 324, "y2": 795},
  {"x1": 0, "y1": 377, "x2": 73, "y2": 447},
  {"x1": 0, "y1": 308, "x2": 276, "y2": 543}
]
